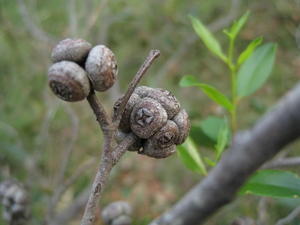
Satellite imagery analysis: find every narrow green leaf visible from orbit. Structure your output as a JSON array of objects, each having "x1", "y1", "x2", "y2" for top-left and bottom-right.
[
  {"x1": 189, "y1": 15, "x2": 227, "y2": 62},
  {"x1": 199, "y1": 116, "x2": 227, "y2": 142},
  {"x1": 177, "y1": 137, "x2": 207, "y2": 175},
  {"x1": 237, "y1": 43, "x2": 277, "y2": 98},
  {"x1": 215, "y1": 121, "x2": 229, "y2": 161},
  {"x1": 180, "y1": 75, "x2": 234, "y2": 112},
  {"x1": 240, "y1": 170, "x2": 300, "y2": 198},
  {"x1": 238, "y1": 37, "x2": 263, "y2": 66},
  {"x1": 228, "y1": 11, "x2": 250, "y2": 39}
]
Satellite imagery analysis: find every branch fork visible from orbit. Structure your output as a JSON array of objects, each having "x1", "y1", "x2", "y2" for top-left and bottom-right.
[{"x1": 80, "y1": 49, "x2": 160, "y2": 225}]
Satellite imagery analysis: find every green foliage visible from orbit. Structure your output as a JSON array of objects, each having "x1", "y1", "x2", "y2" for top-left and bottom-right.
[
  {"x1": 180, "y1": 75, "x2": 234, "y2": 112},
  {"x1": 179, "y1": 12, "x2": 285, "y2": 202},
  {"x1": 177, "y1": 137, "x2": 207, "y2": 175},
  {"x1": 237, "y1": 43, "x2": 277, "y2": 98},
  {"x1": 189, "y1": 15, "x2": 227, "y2": 62},
  {"x1": 237, "y1": 37, "x2": 263, "y2": 66},
  {"x1": 214, "y1": 121, "x2": 229, "y2": 161},
  {"x1": 198, "y1": 116, "x2": 229, "y2": 143},
  {"x1": 224, "y1": 11, "x2": 250, "y2": 40},
  {"x1": 240, "y1": 170, "x2": 300, "y2": 198}
]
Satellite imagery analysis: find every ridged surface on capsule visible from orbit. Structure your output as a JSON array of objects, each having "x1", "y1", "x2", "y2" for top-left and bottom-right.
[
  {"x1": 115, "y1": 93, "x2": 141, "y2": 132},
  {"x1": 85, "y1": 45, "x2": 117, "y2": 91},
  {"x1": 130, "y1": 98, "x2": 168, "y2": 139},
  {"x1": 135, "y1": 86, "x2": 181, "y2": 119},
  {"x1": 173, "y1": 109, "x2": 191, "y2": 145},
  {"x1": 141, "y1": 143, "x2": 176, "y2": 159},
  {"x1": 142, "y1": 120, "x2": 179, "y2": 158},
  {"x1": 51, "y1": 38, "x2": 92, "y2": 63},
  {"x1": 48, "y1": 61, "x2": 90, "y2": 102}
]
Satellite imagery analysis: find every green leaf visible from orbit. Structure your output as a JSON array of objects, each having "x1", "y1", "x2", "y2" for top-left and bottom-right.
[
  {"x1": 199, "y1": 116, "x2": 227, "y2": 142},
  {"x1": 189, "y1": 15, "x2": 227, "y2": 62},
  {"x1": 238, "y1": 37, "x2": 263, "y2": 66},
  {"x1": 180, "y1": 75, "x2": 234, "y2": 112},
  {"x1": 240, "y1": 170, "x2": 300, "y2": 198},
  {"x1": 215, "y1": 121, "x2": 229, "y2": 161},
  {"x1": 237, "y1": 43, "x2": 277, "y2": 98},
  {"x1": 190, "y1": 116, "x2": 231, "y2": 148},
  {"x1": 177, "y1": 137, "x2": 207, "y2": 175},
  {"x1": 227, "y1": 11, "x2": 250, "y2": 39}
]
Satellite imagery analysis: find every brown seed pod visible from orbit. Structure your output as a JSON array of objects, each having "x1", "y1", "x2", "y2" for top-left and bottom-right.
[
  {"x1": 85, "y1": 45, "x2": 117, "y2": 92},
  {"x1": 141, "y1": 144, "x2": 176, "y2": 159},
  {"x1": 173, "y1": 109, "x2": 190, "y2": 145},
  {"x1": 130, "y1": 98, "x2": 168, "y2": 139},
  {"x1": 114, "y1": 93, "x2": 141, "y2": 132},
  {"x1": 115, "y1": 130, "x2": 143, "y2": 152},
  {"x1": 48, "y1": 61, "x2": 90, "y2": 102},
  {"x1": 51, "y1": 38, "x2": 92, "y2": 63},
  {"x1": 142, "y1": 120, "x2": 179, "y2": 158},
  {"x1": 135, "y1": 86, "x2": 181, "y2": 119}
]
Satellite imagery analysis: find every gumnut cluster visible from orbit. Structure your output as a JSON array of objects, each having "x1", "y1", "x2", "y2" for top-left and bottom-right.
[
  {"x1": 115, "y1": 86, "x2": 190, "y2": 158},
  {"x1": 101, "y1": 201, "x2": 132, "y2": 225},
  {"x1": 0, "y1": 180, "x2": 30, "y2": 225},
  {"x1": 48, "y1": 38, "x2": 117, "y2": 101}
]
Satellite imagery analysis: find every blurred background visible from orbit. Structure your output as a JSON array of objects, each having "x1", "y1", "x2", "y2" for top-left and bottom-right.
[{"x1": 1, "y1": 0, "x2": 300, "y2": 224}]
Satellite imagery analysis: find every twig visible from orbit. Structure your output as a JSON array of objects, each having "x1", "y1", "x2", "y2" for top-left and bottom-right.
[
  {"x1": 68, "y1": 0, "x2": 78, "y2": 36},
  {"x1": 257, "y1": 198, "x2": 269, "y2": 225},
  {"x1": 80, "y1": 50, "x2": 161, "y2": 225},
  {"x1": 82, "y1": 0, "x2": 110, "y2": 38},
  {"x1": 17, "y1": 0, "x2": 56, "y2": 45},
  {"x1": 87, "y1": 90, "x2": 112, "y2": 131},
  {"x1": 148, "y1": 82, "x2": 300, "y2": 225},
  {"x1": 113, "y1": 49, "x2": 160, "y2": 126},
  {"x1": 262, "y1": 157, "x2": 300, "y2": 169},
  {"x1": 275, "y1": 206, "x2": 300, "y2": 225}
]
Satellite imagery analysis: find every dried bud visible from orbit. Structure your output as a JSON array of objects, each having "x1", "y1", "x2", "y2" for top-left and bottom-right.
[
  {"x1": 48, "y1": 61, "x2": 90, "y2": 102},
  {"x1": 102, "y1": 201, "x2": 132, "y2": 225},
  {"x1": 85, "y1": 45, "x2": 117, "y2": 91},
  {"x1": 135, "y1": 86, "x2": 181, "y2": 119},
  {"x1": 142, "y1": 120, "x2": 179, "y2": 158},
  {"x1": 130, "y1": 98, "x2": 167, "y2": 139},
  {"x1": 51, "y1": 38, "x2": 92, "y2": 63},
  {"x1": 173, "y1": 109, "x2": 190, "y2": 145}
]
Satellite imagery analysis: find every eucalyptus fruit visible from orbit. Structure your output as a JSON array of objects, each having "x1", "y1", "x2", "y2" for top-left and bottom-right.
[
  {"x1": 51, "y1": 38, "x2": 92, "y2": 63},
  {"x1": 115, "y1": 86, "x2": 190, "y2": 158},
  {"x1": 48, "y1": 61, "x2": 90, "y2": 102},
  {"x1": 85, "y1": 45, "x2": 118, "y2": 92}
]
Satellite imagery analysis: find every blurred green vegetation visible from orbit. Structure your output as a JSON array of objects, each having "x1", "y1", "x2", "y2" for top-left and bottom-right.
[{"x1": 1, "y1": 0, "x2": 300, "y2": 224}]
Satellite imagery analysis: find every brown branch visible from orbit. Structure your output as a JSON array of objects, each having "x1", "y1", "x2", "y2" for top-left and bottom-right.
[
  {"x1": 87, "y1": 90, "x2": 111, "y2": 131},
  {"x1": 80, "y1": 50, "x2": 160, "y2": 225},
  {"x1": 275, "y1": 206, "x2": 300, "y2": 225},
  {"x1": 113, "y1": 49, "x2": 160, "y2": 126},
  {"x1": 262, "y1": 157, "x2": 300, "y2": 169},
  {"x1": 149, "y1": 82, "x2": 300, "y2": 225}
]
